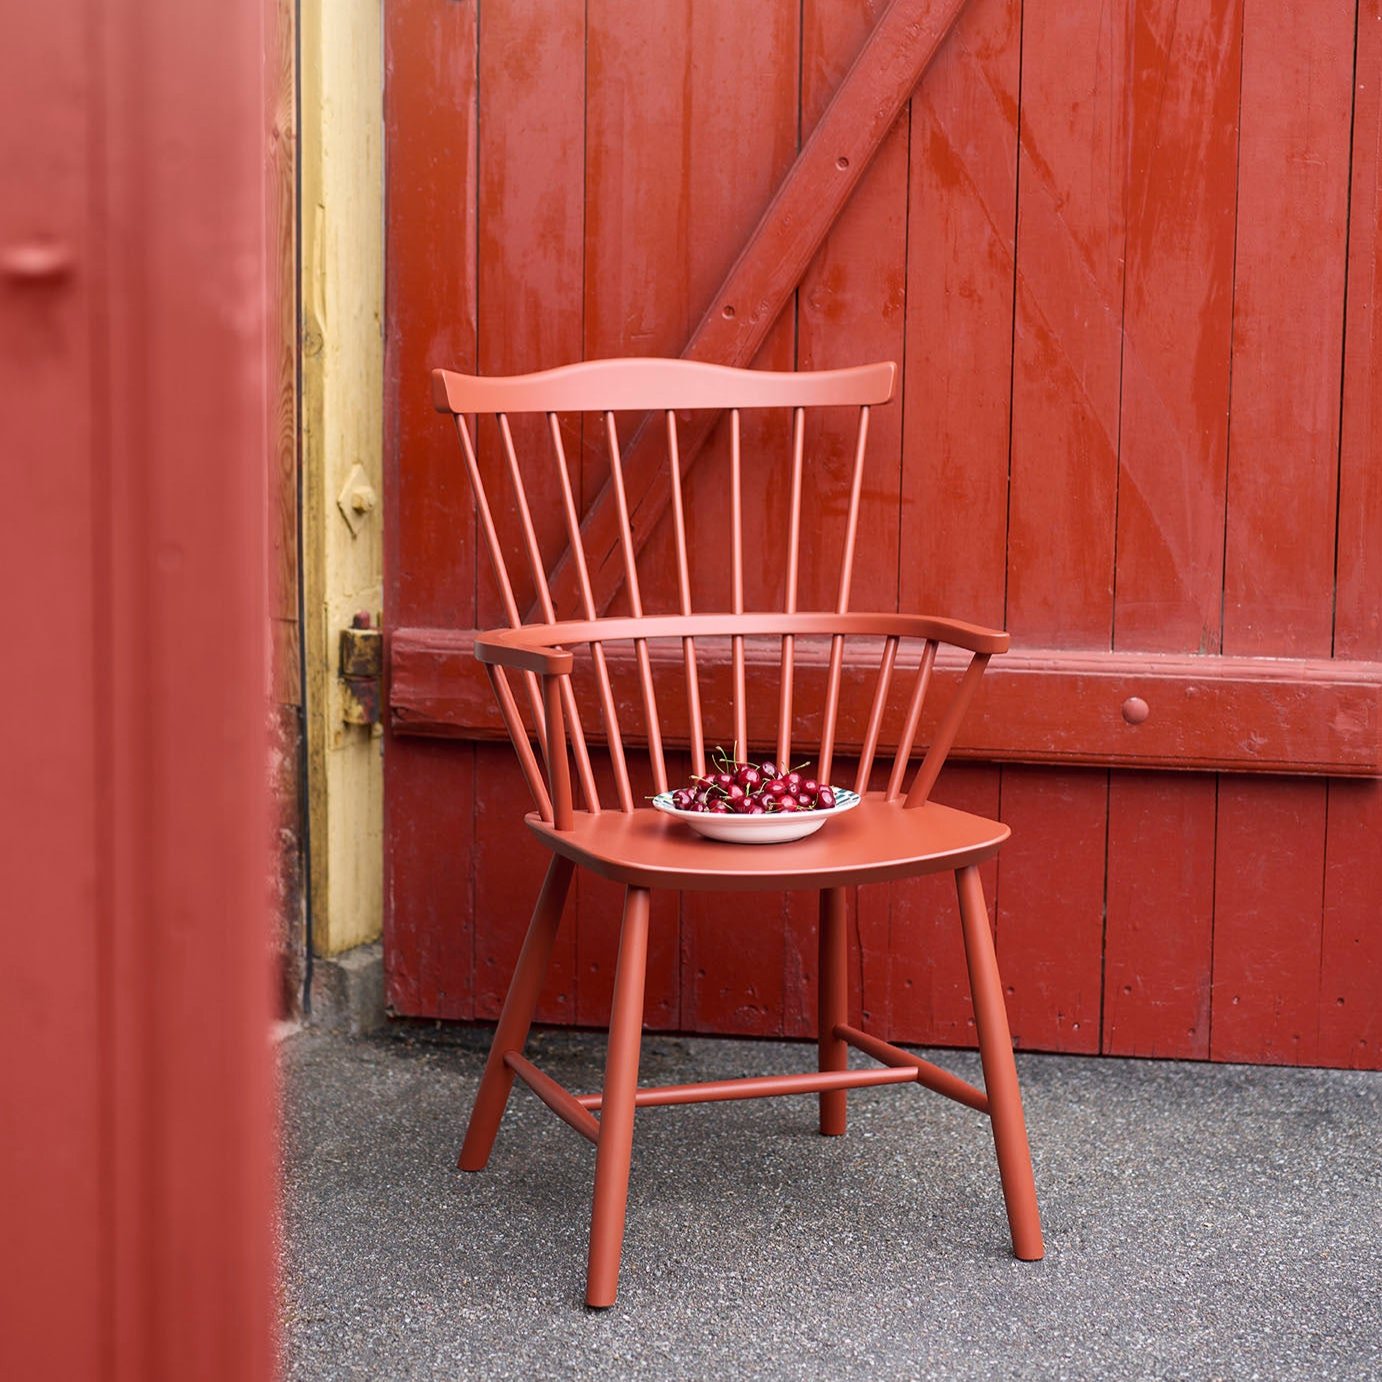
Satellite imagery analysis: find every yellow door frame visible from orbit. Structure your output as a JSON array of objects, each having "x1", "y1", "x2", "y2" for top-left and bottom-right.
[{"x1": 298, "y1": 0, "x2": 385, "y2": 957}]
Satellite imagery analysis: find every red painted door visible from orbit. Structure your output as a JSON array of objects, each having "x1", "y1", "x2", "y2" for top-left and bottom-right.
[
  {"x1": 383, "y1": 0, "x2": 1381, "y2": 1069},
  {"x1": 1, "y1": 1, "x2": 277, "y2": 1376}
]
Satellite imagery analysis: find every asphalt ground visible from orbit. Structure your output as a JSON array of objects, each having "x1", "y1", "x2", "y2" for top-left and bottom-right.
[{"x1": 280, "y1": 1025, "x2": 1381, "y2": 1381}]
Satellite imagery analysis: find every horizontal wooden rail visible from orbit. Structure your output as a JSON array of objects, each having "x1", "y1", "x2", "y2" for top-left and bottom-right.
[
  {"x1": 834, "y1": 1024, "x2": 989, "y2": 1112},
  {"x1": 390, "y1": 627, "x2": 1382, "y2": 777},
  {"x1": 504, "y1": 1052, "x2": 601, "y2": 1144},
  {"x1": 575, "y1": 1065, "x2": 918, "y2": 1110}
]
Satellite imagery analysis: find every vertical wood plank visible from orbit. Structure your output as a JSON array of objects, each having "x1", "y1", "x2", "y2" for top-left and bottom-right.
[
  {"x1": 1114, "y1": 0, "x2": 1239, "y2": 653},
  {"x1": 1104, "y1": 0, "x2": 1240, "y2": 1060},
  {"x1": 797, "y1": 0, "x2": 907, "y2": 616},
  {"x1": 384, "y1": 0, "x2": 478, "y2": 631},
  {"x1": 1335, "y1": 0, "x2": 1382, "y2": 666},
  {"x1": 383, "y1": 0, "x2": 479, "y2": 1014},
  {"x1": 784, "y1": 0, "x2": 911, "y2": 1046},
  {"x1": 584, "y1": 0, "x2": 799, "y2": 1037},
  {"x1": 1320, "y1": 781, "x2": 1382, "y2": 1069},
  {"x1": 895, "y1": 0, "x2": 1019, "y2": 1049},
  {"x1": 1221, "y1": 2, "x2": 1353, "y2": 656},
  {"x1": 1322, "y1": 0, "x2": 1382, "y2": 1071},
  {"x1": 1103, "y1": 773, "x2": 1215, "y2": 1059},
  {"x1": 467, "y1": 0, "x2": 587, "y2": 1022},
  {"x1": 999, "y1": 0, "x2": 1125, "y2": 1053},
  {"x1": 384, "y1": 740, "x2": 477, "y2": 1020},
  {"x1": 3, "y1": 0, "x2": 102, "y2": 1364},
  {"x1": 475, "y1": 0, "x2": 585, "y2": 631},
  {"x1": 580, "y1": 0, "x2": 699, "y2": 1025},
  {"x1": 267, "y1": 0, "x2": 300, "y2": 706},
  {"x1": 995, "y1": 767, "x2": 1106, "y2": 1054},
  {"x1": 1006, "y1": 0, "x2": 1126, "y2": 649},
  {"x1": 1212, "y1": 1, "x2": 1354, "y2": 1067},
  {"x1": 1211, "y1": 779, "x2": 1328, "y2": 1066},
  {"x1": 68, "y1": 0, "x2": 276, "y2": 1368},
  {"x1": 901, "y1": 0, "x2": 1020, "y2": 631}
]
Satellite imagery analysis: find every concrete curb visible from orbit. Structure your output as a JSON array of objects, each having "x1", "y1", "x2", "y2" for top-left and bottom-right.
[{"x1": 307, "y1": 941, "x2": 385, "y2": 1036}]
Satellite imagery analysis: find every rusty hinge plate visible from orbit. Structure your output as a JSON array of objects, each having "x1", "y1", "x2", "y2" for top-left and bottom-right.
[{"x1": 340, "y1": 614, "x2": 382, "y2": 725}]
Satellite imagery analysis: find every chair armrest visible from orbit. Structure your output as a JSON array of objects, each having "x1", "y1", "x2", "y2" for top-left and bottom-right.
[
  {"x1": 473, "y1": 628, "x2": 575, "y2": 677},
  {"x1": 475, "y1": 612, "x2": 1007, "y2": 662}
]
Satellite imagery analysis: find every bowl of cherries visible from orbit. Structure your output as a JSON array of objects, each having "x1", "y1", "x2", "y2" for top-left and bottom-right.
[{"x1": 652, "y1": 750, "x2": 861, "y2": 845}]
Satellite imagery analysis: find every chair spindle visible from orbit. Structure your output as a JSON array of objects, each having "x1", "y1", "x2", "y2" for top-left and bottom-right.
[
  {"x1": 905, "y1": 653, "x2": 990, "y2": 808},
  {"x1": 854, "y1": 637, "x2": 898, "y2": 794},
  {"x1": 547, "y1": 412, "x2": 634, "y2": 811},
  {"x1": 452, "y1": 416, "x2": 547, "y2": 741},
  {"x1": 730, "y1": 408, "x2": 747, "y2": 757},
  {"x1": 497, "y1": 414, "x2": 600, "y2": 813},
  {"x1": 776, "y1": 407, "x2": 806, "y2": 768},
  {"x1": 604, "y1": 412, "x2": 668, "y2": 794},
  {"x1": 486, "y1": 663, "x2": 554, "y2": 822},
  {"x1": 666, "y1": 410, "x2": 705, "y2": 776},
  {"x1": 818, "y1": 406, "x2": 871, "y2": 785},
  {"x1": 886, "y1": 639, "x2": 938, "y2": 801}
]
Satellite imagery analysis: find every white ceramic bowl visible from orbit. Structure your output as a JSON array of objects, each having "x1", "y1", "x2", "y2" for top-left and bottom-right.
[{"x1": 651, "y1": 788, "x2": 861, "y2": 845}]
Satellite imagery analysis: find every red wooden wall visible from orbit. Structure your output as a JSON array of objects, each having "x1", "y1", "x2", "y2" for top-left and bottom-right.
[
  {"x1": 383, "y1": 0, "x2": 1381, "y2": 1069},
  {"x1": 1, "y1": 0, "x2": 277, "y2": 1376}
]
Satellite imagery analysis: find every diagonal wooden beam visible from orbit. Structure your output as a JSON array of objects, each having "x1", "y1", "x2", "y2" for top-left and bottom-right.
[{"x1": 542, "y1": 0, "x2": 972, "y2": 620}]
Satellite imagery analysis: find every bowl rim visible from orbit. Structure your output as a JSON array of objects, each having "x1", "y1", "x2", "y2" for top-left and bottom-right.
[{"x1": 650, "y1": 786, "x2": 862, "y2": 823}]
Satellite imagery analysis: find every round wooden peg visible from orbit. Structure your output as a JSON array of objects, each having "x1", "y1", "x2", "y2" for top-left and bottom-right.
[{"x1": 1121, "y1": 696, "x2": 1151, "y2": 725}]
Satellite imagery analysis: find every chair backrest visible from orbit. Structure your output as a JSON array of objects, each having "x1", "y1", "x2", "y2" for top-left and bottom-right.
[{"x1": 432, "y1": 357, "x2": 1001, "y2": 821}]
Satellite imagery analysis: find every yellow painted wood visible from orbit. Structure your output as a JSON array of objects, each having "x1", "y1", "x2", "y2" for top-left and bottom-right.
[{"x1": 299, "y1": 0, "x2": 384, "y2": 956}]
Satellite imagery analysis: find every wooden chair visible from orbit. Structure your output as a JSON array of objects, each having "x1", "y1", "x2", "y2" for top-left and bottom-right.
[{"x1": 431, "y1": 357, "x2": 1043, "y2": 1307}]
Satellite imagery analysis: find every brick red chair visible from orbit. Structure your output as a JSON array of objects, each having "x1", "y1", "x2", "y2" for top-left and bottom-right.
[{"x1": 431, "y1": 357, "x2": 1043, "y2": 1306}]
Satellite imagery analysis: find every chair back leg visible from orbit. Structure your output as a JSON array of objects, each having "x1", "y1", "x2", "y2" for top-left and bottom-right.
[
  {"x1": 458, "y1": 855, "x2": 575, "y2": 1171},
  {"x1": 817, "y1": 887, "x2": 849, "y2": 1135},
  {"x1": 586, "y1": 885, "x2": 651, "y2": 1307},
  {"x1": 955, "y1": 864, "x2": 1045, "y2": 1260}
]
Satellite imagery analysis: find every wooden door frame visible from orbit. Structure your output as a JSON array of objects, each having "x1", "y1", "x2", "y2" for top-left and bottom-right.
[
  {"x1": 299, "y1": 0, "x2": 387, "y2": 959},
  {"x1": 2, "y1": 0, "x2": 277, "y2": 1374}
]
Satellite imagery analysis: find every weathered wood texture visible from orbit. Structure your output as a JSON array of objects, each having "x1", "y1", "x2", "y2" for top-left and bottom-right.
[
  {"x1": 383, "y1": 0, "x2": 1381, "y2": 1068},
  {"x1": 301, "y1": 0, "x2": 386, "y2": 957},
  {"x1": 267, "y1": 0, "x2": 306, "y2": 1016}
]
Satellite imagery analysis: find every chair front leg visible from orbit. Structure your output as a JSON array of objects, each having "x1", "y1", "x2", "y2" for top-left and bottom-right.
[
  {"x1": 586, "y1": 885, "x2": 651, "y2": 1308},
  {"x1": 955, "y1": 864, "x2": 1044, "y2": 1260},
  {"x1": 818, "y1": 886, "x2": 849, "y2": 1135},
  {"x1": 458, "y1": 854, "x2": 575, "y2": 1171}
]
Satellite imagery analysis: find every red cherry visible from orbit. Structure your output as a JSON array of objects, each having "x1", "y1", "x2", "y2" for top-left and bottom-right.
[
  {"x1": 708, "y1": 799, "x2": 730, "y2": 813},
  {"x1": 765, "y1": 778, "x2": 788, "y2": 797},
  {"x1": 780, "y1": 797, "x2": 799, "y2": 812},
  {"x1": 801, "y1": 778, "x2": 819, "y2": 798},
  {"x1": 736, "y1": 765, "x2": 762, "y2": 790},
  {"x1": 747, "y1": 801, "x2": 766, "y2": 815},
  {"x1": 786, "y1": 771, "x2": 802, "y2": 790},
  {"x1": 817, "y1": 786, "x2": 837, "y2": 809},
  {"x1": 759, "y1": 760, "x2": 779, "y2": 779}
]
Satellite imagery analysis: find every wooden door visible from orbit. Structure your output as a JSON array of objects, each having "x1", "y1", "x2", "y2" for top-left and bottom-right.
[
  {"x1": 383, "y1": 0, "x2": 1381, "y2": 1069},
  {"x1": 1, "y1": 1, "x2": 277, "y2": 1375}
]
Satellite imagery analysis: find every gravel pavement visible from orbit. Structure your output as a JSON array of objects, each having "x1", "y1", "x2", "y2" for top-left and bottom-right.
[{"x1": 280, "y1": 1025, "x2": 1381, "y2": 1381}]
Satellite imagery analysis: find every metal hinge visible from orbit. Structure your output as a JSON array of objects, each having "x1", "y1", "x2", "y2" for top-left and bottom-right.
[{"x1": 339, "y1": 611, "x2": 382, "y2": 726}]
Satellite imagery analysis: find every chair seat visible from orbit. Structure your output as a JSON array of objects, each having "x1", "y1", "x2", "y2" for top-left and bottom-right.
[{"x1": 527, "y1": 791, "x2": 1008, "y2": 893}]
